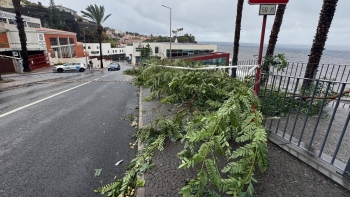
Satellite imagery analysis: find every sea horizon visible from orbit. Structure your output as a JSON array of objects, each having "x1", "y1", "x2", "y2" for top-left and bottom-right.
[{"x1": 197, "y1": 41, "x2": 350, "y2": 65}]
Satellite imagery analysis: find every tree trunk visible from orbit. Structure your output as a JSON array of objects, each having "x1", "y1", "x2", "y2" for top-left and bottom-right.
[
  {"x1": 97, "y1": 25, "x2": 103, "y2": 68},
  {"x1": 265, "y1": 4, "x2": 286, "y2": 60},
  {"x1": 12, "y1": 0, "x2": 31, "y2": 72},
  {"x1": 303, "y1": 0, "x2": 338, "y2": 83},
  {"x1": 261, "y1": 4, "x2": 286, "y2": 84},
  {"x1": 231, "y1": 0, "x2": 244, "y2": 78}
]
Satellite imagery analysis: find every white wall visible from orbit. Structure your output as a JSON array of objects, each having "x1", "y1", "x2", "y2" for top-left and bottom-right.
[
  {"x1": 85, "y1": 43, "x2": 127, "y2": 56},
  {"x1": 0, "y1": 23, "x2": 46, "y2": 52}
]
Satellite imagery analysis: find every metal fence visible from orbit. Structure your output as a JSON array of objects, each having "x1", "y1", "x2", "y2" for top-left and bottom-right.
[
  {"x1": 148, "y1": 62, "x2": 350, "y2": 184},
  {"x1": 260, "y1": 72, "x2": 350, "y2": 182}
]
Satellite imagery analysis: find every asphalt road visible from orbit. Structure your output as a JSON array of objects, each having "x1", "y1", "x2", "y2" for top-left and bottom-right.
[{"x1": 0, "y1": 65, "x2": 138, "y2": 196}]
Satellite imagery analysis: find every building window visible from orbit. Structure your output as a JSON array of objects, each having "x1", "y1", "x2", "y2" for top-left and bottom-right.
[
  {"x1": 97, "y1": 46, "x2": 99, "y2": 49},
  {"x1": 113, "y1": 50, "x2": 114, "y2": 53},
  {"x1": 108, "y1": 50, "x2": 109, "y2": 53},
  {"x1": 88, "y1": 46, "x2": 91, "y2": 49},
  {"x1": 69, "y1": 38, "x2": 74, "y2": 44},
  {"x1": 120, "y1": 50, "x2": 121, "y2": 52},
  {"x1": 83, "y1": 46, "x2": 85, "y2": 49},
  {"x1": 59, "y1": 38, "x2": 68, "y2": 45},
  {"x1": 91, "y1": 51, "x2": 99, "y2": 54},
  {"x1": 49, "y1": 38, "x2": 58, "y2": 46},
  {"x1": 0, "y1": 17, "x2": 7, "y2": 23},
  {"x1": 27, "y1": 22, "x2": 40, "y2": 28},
  {"x1": 155, "y1": 47, "x2": 159, "y2": 54},
  {"x1": 8, "y1": 19, "x2": 16, "y2": 25},
  {"x1": 136, "y1": 48, "x2": 141, "y2": 52}
]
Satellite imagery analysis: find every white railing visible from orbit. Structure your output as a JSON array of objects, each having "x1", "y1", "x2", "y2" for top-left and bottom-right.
[{"x1": 146, "y1": 64, "x2": 259, "y2": 80}]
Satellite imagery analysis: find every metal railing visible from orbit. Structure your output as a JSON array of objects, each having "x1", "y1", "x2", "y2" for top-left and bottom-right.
[
  {"x1": 146, "y1": 63, "x2": 258, "y2": 80},
  {"x1": 260, "y1": 72, "x2": 350, "y2": 181},
  {"x1": 145, "y1": 61, "x2": 350, "y2": 183}
]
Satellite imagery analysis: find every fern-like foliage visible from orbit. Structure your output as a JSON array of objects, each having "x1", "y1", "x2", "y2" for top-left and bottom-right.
[{"x1": 96, "y1": 58, "x2": 269, "y2": 196}]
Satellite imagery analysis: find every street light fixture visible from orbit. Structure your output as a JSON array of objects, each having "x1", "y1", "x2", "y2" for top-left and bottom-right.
[
  {"x1": 83, "y1": 27, "x2": 89, "y2": 67},
  {"x1": 161, "y1": 5, "x2": 171, "y2": 61}
]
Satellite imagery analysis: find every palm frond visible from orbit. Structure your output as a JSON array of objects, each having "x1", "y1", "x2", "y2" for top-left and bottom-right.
[{"x1": 81, "y1": 4, "x2": 111, "y2": 25}]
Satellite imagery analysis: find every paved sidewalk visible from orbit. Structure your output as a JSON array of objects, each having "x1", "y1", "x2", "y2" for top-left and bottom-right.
[
  {"x1": 138, "y1": 87, "x2": 350, "y2": 197},
  {"x1": 0, "y1": 66, "x2": 106, "y2": 91}
]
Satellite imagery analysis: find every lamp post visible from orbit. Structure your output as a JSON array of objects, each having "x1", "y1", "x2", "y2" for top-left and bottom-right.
[
  {"x1": 83, "y1": 27, "x2": 89, "y2": 67},
  {"x1": 161, "y1": 5, "x2": 171, "y2": 61}
]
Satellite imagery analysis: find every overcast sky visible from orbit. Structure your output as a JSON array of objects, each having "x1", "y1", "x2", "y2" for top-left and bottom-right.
[{"x1": 31, "y1": 0, "x2": 350, "y2": 47}]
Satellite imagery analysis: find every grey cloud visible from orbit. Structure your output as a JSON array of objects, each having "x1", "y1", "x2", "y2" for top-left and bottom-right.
[{"x1": 31, "y1": 0, "x2": 350, "y2": 46}]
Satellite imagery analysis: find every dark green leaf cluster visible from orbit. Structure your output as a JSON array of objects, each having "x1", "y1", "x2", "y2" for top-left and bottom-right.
[
  {"x1": 263, "y1": 54, "x2": 287, "y2": 72},
  {"x1": 260, "y1": 79, "x2": 327, "y2": 118}
]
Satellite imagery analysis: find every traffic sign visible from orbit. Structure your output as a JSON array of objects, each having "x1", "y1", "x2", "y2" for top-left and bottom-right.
[
  {"x1": 248, "y1": 0, "x2": 288, "y2": 4},
  {"x1": 259, "y1": 4, "x2": 276, "y2": 15}
]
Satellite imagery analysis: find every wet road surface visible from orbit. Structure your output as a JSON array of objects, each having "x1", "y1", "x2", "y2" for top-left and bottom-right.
[{"x1": 0, "y1": 65, "x2": 138, "y2": 196}]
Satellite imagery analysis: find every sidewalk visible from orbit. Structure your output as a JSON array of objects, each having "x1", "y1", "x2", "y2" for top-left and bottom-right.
[
  {"x1": 0, "y1": 66, "x2": 58, "y2": 91},
  {"x1": 0, "y1": 66, "x2": 105, "y2": 91},
  {"x1": 138, "y1": 87, "x2": 350, "y2": 197}
]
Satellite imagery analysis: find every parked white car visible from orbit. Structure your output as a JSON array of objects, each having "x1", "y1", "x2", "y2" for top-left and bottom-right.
[{"x1": 53, "y1": 63, "x2": 86, "y2": 73}]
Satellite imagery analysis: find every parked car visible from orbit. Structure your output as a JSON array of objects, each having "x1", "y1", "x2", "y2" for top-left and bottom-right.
[
  {"x1": 53, "y1": 63, "x2": 86, "y2": 73},
  {"x1": 107, "y1": 62, "x2": 121, "y2": 71}
]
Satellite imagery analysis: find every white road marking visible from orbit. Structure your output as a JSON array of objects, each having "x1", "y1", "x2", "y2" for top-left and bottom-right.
[
  {"x1": 0, "y1": 81, "x2": 91, "y2": 118},
  {"x1": 94, "y1": 78, "x2": 100, "y2": 80},
  {"x1": 101, "y1": 75, "x2": 109, "y2": 78}
]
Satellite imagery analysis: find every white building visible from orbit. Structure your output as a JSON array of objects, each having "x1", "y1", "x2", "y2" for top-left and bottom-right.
[
  {"x1": 131, "y1": 42, "x2": 217, "y2": 65},
  {"x1": 0, "y1": 10, "x2": 46, "y2": 54},
  {"x1": 114, "y1": 30, "x2": 124, "y2": 34},
  {"x1": 84, "y1": 43, "x2": 126, "y2": 57},
  {"x1": 55, "y1": 5, "x2": 77, "y2": 16}
]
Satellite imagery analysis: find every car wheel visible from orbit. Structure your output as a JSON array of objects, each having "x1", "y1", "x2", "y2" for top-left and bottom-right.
[
  {"x1": 108, "y1": 68, "x2": 110, "y2": 71},
  {"x1": 79, "y1": 68, "x2": 84, "y2": 72},
  {"x1": 57, "y1": 68, "x2": 63, "y2": 73}
]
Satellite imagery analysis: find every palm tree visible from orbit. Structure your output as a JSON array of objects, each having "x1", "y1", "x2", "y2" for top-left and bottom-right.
[
  {"x1": 231, "y1": 0, "x2": 244, "y2": 78},
  {"x1": 303, "y1": 0, "x2": 338, "y2": 83},
  {"x1": 261, "y1": 4, "x2": 287, "y2": 83},
  {"x1": 81, "y1": 4, "x2": 111, "y2": 68},
  {"x1": 0, "y1": 35, "x2": 5, "y2": 81},
  {"x1": 12, "y1": 0, "x2": 30, "y2": 72}
]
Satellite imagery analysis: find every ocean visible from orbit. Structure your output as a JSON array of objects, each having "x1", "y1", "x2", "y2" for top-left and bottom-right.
[{"x1": 198, "y1": 41, "x2": 350, "y2": 65}]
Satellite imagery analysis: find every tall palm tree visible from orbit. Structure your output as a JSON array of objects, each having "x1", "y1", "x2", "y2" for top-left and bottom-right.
[
  {"x1": 303, "y1": 0, "x2": 338, "y2": 83},
  {"x1": 81, "y1": 4, "x2": 111, "y2": 68},
  {"x1": 265, "y1": 4, "x2": 286, "y2": 59},
  {"x1": 12, "y1": 0, "x2": 30, "y2": 72},
  {"x1": 231, "y1": 0, "x2": 244, "y2": 78},
  {"x1": 261, "y1": 4, "x2": 287, "y2": 84}
]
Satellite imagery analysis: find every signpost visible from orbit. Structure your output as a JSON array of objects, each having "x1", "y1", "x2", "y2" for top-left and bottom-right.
[
  {"x1": 248, "y1": 0, "x2": 288, "y2": 4},
  {"x1": 249, "y1": 0, "x2": 289, "y2": 94}
]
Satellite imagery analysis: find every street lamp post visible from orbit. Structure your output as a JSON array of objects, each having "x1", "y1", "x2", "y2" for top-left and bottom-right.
[
  {"x1": 161, "y1": 5, "x2": 171, "y2": 61},
  {"x1": 83, "y1": 27, "x2": 89, "y2": 67}
]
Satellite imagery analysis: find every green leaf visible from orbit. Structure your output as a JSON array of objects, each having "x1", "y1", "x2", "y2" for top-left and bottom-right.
[
  {"x1": 94, "y1": 169, "x2": 102, "y2": 177},
  {"x1": 205, "y1": 159, "x2": 221, "y2": 190}
]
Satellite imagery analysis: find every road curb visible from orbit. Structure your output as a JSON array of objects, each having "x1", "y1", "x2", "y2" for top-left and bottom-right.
[{"x1": 136, "y1": 86, "x2": 145, "y2": 197}]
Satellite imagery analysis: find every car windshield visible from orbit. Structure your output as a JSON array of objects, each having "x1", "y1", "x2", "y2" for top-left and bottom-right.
[{"x1": 110, "y1": 64, "x2": 118, "y2": 66}]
